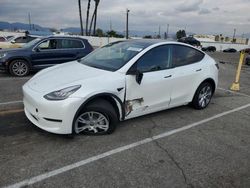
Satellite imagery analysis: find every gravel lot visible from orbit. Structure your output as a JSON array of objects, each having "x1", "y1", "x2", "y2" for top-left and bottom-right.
[{"x1": 0, "y1": 52, "x2": 250, "y2": 188}]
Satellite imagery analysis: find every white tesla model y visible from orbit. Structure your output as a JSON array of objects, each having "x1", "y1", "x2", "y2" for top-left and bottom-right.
[{"x1": 23, "y1": 40, "x2": 218, "y2": 135}]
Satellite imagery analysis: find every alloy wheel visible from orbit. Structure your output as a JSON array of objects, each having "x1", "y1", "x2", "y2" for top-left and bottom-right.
[
  {"x1": 74, "y1": 111, "x2": 109, "y2": 134},
  {"x1": 198, "y1": 85, "x2": 212, "y2": 108},
  {"x1": 12, "y1": 61, "x2": 28, "y2": 76}
]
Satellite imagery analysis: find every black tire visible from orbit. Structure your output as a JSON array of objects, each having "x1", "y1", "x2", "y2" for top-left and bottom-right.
[
  {"x1": 192, "y1": 82, "x2": 213, "y2": 110},
  {"x1": 9, "y1": 59, "x2": 30, "y2": 77},
  {"x1": 73, "y1": 99, "x2": 118, "y2": 135}
]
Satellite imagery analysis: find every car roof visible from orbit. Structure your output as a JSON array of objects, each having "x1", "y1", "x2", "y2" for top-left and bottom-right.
[
  {"x1": 39, "y1": 35, "x2": 88, "y2": 41},
  {"x1": 115, "y1": 39, "x2": 179, "y2": 48}
]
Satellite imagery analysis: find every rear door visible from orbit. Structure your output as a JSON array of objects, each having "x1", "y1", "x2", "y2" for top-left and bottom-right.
[
  {"x1": 168, "y1": 44, "x2": 205, "y2": 107},
  {"x1": 56, "y1": 38, "x2": 86, "y2": 61}
]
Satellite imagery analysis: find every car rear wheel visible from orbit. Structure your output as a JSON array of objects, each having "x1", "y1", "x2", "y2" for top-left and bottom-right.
[
  {"x1": 9, "y1": 59, "x2": 30, "y2": 77},
  {"x1": 192, "y1": 82, "x2": 213, "y2": 109},
  {"x1": 73, "y1": 99, "x2": 118, "y2": 135}
]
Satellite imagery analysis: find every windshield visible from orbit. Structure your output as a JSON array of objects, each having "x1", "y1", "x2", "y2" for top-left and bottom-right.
[
  {"x1": 22, "y1": 38, "x2": 41, "y2": 48},
  {"x1": 80, "y1": 41, "x2": 146, "y2": 71}
]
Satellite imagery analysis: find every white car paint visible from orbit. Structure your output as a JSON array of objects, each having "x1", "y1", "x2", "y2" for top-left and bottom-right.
[{"x1": 23, "y1": 41, "x2": 218, "y2": 134}]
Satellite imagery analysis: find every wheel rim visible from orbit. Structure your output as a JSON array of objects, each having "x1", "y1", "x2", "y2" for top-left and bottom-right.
[
  {"x1": 74, "y1": 111, "x2": 109, "y2": 134},
  {"x1": 198, "y1": 85, "x2": 212, "y2": 108},
  {"x1": 12, "y1": 61, "x2": 28, "y2": 76}
]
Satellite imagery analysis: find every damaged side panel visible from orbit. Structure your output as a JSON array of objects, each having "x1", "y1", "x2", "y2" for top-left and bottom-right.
[{"x1": 125, "y1": 98, "x2": 149, "y2": 116}]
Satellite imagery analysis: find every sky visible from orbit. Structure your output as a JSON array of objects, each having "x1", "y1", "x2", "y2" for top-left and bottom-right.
[{"x1": 0, "y1": 0, "x2": 250, "y2": 36}]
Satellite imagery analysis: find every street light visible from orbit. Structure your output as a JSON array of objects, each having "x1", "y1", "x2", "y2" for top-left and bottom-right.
[{"x1": 126, "y1": 9, "x2": 130, "y2": 39}]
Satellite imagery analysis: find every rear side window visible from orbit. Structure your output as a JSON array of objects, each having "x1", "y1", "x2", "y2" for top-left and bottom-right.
[
  {"x1": 172, "y1": 45, "x2": 204, "y2": 67},
  {"x1": 59, "y1": 39, "x2": 84, "y2": 49},
  {"x1": 136, "y1": 45, "x2": 171, "y2": 72}
]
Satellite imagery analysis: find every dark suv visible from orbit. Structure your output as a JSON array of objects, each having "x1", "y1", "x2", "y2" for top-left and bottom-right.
[
  {"x1": 0, "y1": 36, "x2": 93, "y2": 76},
  {"x1": 178, "y1": 37, "x2": 201, "y2": 47}
]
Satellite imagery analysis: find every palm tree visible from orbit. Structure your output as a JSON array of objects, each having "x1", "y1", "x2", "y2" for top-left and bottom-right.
[
  {"x1": 85, "y1": 0, "x2": 91, "y2": 36},
  {"x1": 93, "y1": 0, "x2": 100, "y2": 35},
  {"x1": 89, "y1": 0, "x2": 100, "y2": 36},
  {"x1": 78, "y1": 0, "x2": 84, "y2": 35}
]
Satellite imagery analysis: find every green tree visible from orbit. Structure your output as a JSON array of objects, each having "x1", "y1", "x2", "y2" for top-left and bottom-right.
[
  {"x1": 215, "y1": 35, "x2": 220, "y2": 41},
  {"x1": 107, "y1": 30, "x2": 124, "y2": 38},
  {"x1": 176, "y1": 30, "x2": 186, "y2": 39},
  {"x1": 96, "y1": 28, "x2": 104, "y2": 37},
  {"x1": 49, "y1": 28, "x2": 58, "y2": 32}
]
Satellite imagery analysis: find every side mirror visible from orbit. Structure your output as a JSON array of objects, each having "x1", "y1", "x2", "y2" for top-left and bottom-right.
[
  {"x1": 35, "y1": 47, "x2": 40, "y2": 52},
  {"x1": 127, "y1": 65, "x2": 143, "y2": 85}
]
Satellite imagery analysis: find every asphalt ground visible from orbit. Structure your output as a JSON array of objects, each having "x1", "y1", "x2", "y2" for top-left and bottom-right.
[{"x1": 0, "y1": 52, "x2": 250, "y2": 188}]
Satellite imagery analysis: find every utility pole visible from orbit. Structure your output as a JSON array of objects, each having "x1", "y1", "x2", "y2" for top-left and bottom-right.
[
  {"x1": 28, "y1": 13, "x2": 31, "y2": 30},
  {"x1": 158, "y1": 25, "x2": 161, "y2": 38},
  {"x1": 166, "y1": 24, "x2": 169, "y2": 39},
  {"x1": 110, "y1": 18, "x2": 112, "y2": 31},
  {"x1": 232, "y1": 28, "x2": 236, "y2": 43},
  {"x1": 126, "y1": 9, "x2": 130, "y2": 39}
]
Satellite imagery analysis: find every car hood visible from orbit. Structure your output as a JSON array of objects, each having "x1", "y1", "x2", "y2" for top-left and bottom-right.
[
  {"x1": 27, "y1": 61, "x2": 111, "y2": 93},
  {"x1": 0, "y1": 47, "x2": 27, "y2": 53}
]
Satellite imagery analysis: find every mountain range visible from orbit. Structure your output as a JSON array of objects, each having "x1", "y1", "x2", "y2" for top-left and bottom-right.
[
  {"x1": 0, "y1": 21, "x2": 249, "y2": 38},
  {"x1": 0, "y1": 21, "x2": 174, "y2": 37}
]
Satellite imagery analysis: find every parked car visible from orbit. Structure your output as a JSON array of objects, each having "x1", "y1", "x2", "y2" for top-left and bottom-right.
[
  {"x1": 0, "y1": 36, "x2": 7, "y2": 42},
  {"x1": 0, "y1": 36, "x2": 93, "y2": 76},
  {"x1": 246, "y1": 55, "x2": 250, "y2": 65},
  {"x1": 202, "y1": 46, "x2": 216, "y2": 52},
  {"x1": 23, "y1": 40, "x2": 218, "y2": 135},
  {"x1": 223, "y1": 48, "x2": 237, "y2": 53},
  {"x1": 0, "y1": 35, "x2": 37, "y2": 49},
  {"x1": 178, "y1": 37, "x2": 201, "y2": 47},
  {"x1": 240, "y1": 48, "x2": 250, "y2": 54}
]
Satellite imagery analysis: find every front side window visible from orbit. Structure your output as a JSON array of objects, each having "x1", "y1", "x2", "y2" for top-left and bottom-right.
[
  {"x1": 37, "y1": 39, "x2": 57, "y2": 50},
  {"x1": 172, "y1": 45, "x2": 204, "y2": 67},
  {"x1": 136, "y1": 45, "x2": 171, "y2": 73}
]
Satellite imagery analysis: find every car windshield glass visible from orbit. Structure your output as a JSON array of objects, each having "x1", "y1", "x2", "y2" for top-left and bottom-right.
[
  {"x1": 80, "y1": 41, "x2": 146, "y2": 71},
  {"x1": 22, "y1": 38, "x2": 41, "y2": 48}
]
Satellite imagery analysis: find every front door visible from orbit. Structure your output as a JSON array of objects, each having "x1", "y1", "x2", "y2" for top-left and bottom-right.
[
  {"x1": 125, "y1": 45, "x2": 174, "y2": 119},
  {"x1": 31, "y1": 39, "x2": 62, "y2": 68}
]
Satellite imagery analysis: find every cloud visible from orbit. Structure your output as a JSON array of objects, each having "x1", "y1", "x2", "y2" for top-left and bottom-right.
[
  {"x1": 199, "y1": 8, "x2": 211, "y2": 15},
  {"x1": 0, "y1": 0, "x2": 250, "y2": 36},
  {"x1": 175, "y1": 0, "x2": 203, "y2": 12}
]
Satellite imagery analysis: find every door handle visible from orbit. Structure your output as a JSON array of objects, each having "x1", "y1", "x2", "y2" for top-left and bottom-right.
[
  {"x1": 196, "y1": 69, "x2": 202, "y2": 72},
  {"x1": 164, "y1": 75, "x2": 172, "y2": 78}
]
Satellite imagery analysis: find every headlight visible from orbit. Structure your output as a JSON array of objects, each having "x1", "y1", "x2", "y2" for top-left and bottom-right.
[
  {"x1": 0, "y1": 53, "x2": 7, "y2": 58},
  {"x1": 44, "y1": 85, "x2": 81, "y2": 100}
]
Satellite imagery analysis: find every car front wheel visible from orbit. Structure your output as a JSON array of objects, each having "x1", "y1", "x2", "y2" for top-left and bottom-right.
[
  {"x1": 73, "y1": 99, "x2": 118, "y2": 135},
  {"x1": 192, "y1": 82, "x2": 213, "y2": 109},
  {"x1": 9, "y1": 59, "x2": 30, "y2": 77}
]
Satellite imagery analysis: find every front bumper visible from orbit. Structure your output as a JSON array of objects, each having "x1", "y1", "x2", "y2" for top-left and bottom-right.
[
  {"x1": 23, "y1": 84, "x2": 84, "y2": 134},
  {"x1": 0, "y1": 61, "x2": 7, "y2": 71}
]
